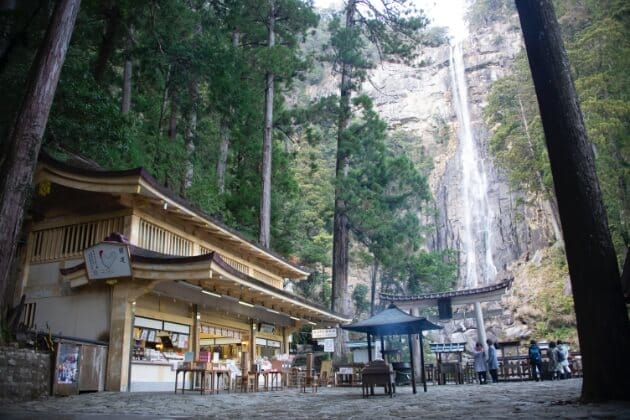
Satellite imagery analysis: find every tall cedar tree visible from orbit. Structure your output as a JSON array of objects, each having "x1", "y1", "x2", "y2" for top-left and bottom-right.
[
  {"x1": 258, "y1": 0, "x2": 318, "y2": 248},
  {"x1": 0, "y1": 0, "x2": 81, "y2": 321},
  {"x1": 516, "y1": 0, "x2": 630, "y2": 401},
  {"x1": 326, "y1": 0, "x2": 427, "y2": 354}
]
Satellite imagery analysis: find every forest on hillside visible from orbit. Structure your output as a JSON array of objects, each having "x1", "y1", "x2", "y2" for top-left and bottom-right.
[
  {"x1": 476, "y1": 0, "x2": 629, "y2": 266},
  {"x1": 0, "y1": 0, "x2": 627, "y2": 319}
]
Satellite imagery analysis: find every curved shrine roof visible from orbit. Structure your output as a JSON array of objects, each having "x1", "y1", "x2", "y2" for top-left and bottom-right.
[
  {"x1": 380, "y1": 278, "x2": 513, "y2": 308},
  {"x1": 37, "y1": 152, "x2": 309, "y2": 280}
]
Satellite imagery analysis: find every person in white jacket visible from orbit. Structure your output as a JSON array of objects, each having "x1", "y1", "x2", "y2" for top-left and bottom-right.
[
  {"x1": 473, "y1": 342, "x2": 488, "y2": 384},
  {"x1": 556, "y1": 339, "x2": 571, "y2": 378}
]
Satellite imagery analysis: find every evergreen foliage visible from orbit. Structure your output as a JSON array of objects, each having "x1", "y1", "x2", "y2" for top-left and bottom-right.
[{"x1": 484, "y1": 0, "x2": 629, "y2": 264}]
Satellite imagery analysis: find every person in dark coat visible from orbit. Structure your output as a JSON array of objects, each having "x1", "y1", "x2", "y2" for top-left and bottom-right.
[{"x1": 528, "y1": 340, "x2": 544, "y2": 381}]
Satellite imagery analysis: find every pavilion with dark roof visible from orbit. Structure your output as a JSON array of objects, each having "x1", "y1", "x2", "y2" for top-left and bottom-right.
[
  {"x1": 379, "y1": 279, "x2": 513, "y2": 379},
  {"x1": 342, "y1": 304, "x2": 442, "y2": 394}
]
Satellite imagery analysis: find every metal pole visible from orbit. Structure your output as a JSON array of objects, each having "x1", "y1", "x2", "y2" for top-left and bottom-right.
[
  {"x1": 367, "y1": 333, "x2": 372, "y2": 362},
  {"x1": 419, "y1": 332, "x2": 427, "y2": 392},
  {"x1": 408, "y1": 333, "x2": 416, "y2": 394},
  {"x1": 380, "y1": 336, "x2": 385, "y2": 361}
]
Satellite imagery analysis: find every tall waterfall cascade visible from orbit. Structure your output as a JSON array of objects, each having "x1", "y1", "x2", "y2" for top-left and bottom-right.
[{"x1": 448, "y1": 42, "x2": 498, "y2": 289}]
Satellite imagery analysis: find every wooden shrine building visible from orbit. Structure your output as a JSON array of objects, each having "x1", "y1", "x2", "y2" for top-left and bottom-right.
[{"x1": 11, "y1": 154, "x2": 350, "y2": 392}]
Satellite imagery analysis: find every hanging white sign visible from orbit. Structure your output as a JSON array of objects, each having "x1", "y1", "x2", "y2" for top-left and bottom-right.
[
  {"x1": 323, "y1": 339, "x2": 334, "y2": 353},
  {"x1": 84, "y1": 242, "x2": 132, "y2": 280},
  {"x1": 312, "y1": 328, "x2": 337, "y2": 339}
]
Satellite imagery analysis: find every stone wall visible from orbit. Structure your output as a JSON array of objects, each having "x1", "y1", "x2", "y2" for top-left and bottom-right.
[{"x1": 0, "y1": 346, "x2": 51, "y2": 401}]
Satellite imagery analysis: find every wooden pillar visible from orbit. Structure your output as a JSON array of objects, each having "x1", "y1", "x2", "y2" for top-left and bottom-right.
[
  {"x1": 282, "y1": 326, "x2": 289, "y2": 354},
  {"x1": 192, "y1": 304, "x2": 199, "y2": 360},
  {"x1": 411, "y1": 307, "x2": 422, "y2": 380},
  {"x1": 106, "y1": 282, "x2": 141, "y2": 391},
  {"x1": 419, "y1": 331, "x2": 427, "y2": 392},
  {"x1": 250, "y1": 319, "x2": 257, "y2": 368},
  {"x1": 126, "y1": 214, "x2": 140, "y2": 244},
  {"x1": 408, "y1": 333, "x2": 416, "y2": 394}
]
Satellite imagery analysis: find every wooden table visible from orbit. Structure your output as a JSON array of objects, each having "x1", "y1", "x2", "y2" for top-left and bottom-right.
[
  {"x1": 206, "y1": 368, "x2": 231, "y2": 393},
  {"x1": 335, "y1": 367, "x2": 356, "y2": 386},
  {"x1": 249, "y1": 370, "x2": 282, "y2": 391},
  {"x1": 265, "y1": 370, "x2": 283, "y2": 391},
  {"x1": 174, "y1": 367, "x2": 231, "y2": 395},
  {"x1": 174, "y1": 367, "x2": 207, "y2": 394}
]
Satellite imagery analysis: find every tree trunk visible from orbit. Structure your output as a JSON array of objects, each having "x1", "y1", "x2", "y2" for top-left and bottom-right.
[
  {"x1": 182, "y1": 82, "x2": 197, "y2": 192},
  {"x1": 0, "y1": 0, "x2": 81, "y2": 315},
  {"x1": 216, "y1": 30, "x2": 240, "y2": 195},
  {"x1": 332, "y1": 1, "x2": 355, "y2": 359},
  {"x1": 157, "y1": 65, "x2": 171, "y2": 136},
  {"x1": 93, "y1": 2, "x2": 119, "y2": 83},
  {"x1": 622, "y1": 248, "x2": 629, "y2": 303},
  {"x1": 370, "y1": 260, "x2": 379, "y2": 316},
  {"x1": 121, "y1": 59, "x2": 132, "y2": 114},
  {"x1": 217, "y1": 119, "x2": 230, "y2": 194},
  {"x1": 120, "y1": 24, "x2": 133, "y2": 114},
  {"x1": 259, "y1": 0, "x2": 275, "y2": 249},
  {"x1": 332, "y1": 2, "x2": 354, "y2": 315},
  {"x1": 168, "y1": 91, "x2": 177, "y2": 141},
  {"x1": 516, "y1": 0, "x2": 630, "y2": 402}
]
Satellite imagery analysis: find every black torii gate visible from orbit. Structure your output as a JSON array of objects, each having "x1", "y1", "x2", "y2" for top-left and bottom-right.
[{"x1": 341, "y1": 304, "x2": 442, "y2": 393}]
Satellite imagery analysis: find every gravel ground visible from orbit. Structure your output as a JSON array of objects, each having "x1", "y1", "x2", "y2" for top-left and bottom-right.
[{"x1": 2, "y1": 378, "x2": 629, "y2": 419}]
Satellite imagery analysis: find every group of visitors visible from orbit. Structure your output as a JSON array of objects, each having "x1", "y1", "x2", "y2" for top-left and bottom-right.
[
  {"x1": 471, "y1": 338, "x2": 572, "y2": 384},
  {"x1": 528, "y1": 339, "x2": 571, "y2": 381},
  {"x1": 472, "y1": 339, "x2": 499, "y2": 385}
]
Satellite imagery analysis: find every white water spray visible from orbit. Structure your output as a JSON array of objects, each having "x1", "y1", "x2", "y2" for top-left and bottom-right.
[{"x1": 449, "y1": 42, "x2": 498, "y2": 289}]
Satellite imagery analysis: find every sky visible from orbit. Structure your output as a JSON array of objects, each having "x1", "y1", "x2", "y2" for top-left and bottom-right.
[{"x1": 313, "y1": 0, "x2": 469, "y2": 41}]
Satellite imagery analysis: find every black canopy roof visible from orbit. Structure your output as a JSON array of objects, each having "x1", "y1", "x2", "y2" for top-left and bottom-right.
[{"x1": 341, "y1": 304, "x2": 442, "y2": 336}]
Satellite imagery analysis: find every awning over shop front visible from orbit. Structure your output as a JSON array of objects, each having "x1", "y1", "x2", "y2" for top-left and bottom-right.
[{"x1": 61, "y1": 241, "x2": 351, "y2": 326}]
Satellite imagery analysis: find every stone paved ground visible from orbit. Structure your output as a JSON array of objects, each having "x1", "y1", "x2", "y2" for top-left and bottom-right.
[{"x1": 2, "y1": 378, "x2": 629, "y2": 419}]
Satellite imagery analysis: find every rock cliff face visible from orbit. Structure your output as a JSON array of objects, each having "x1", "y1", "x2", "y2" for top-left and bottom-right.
[
  {"x1": 360, "y1": 17, "x2": 556, "y2": 290},
  {"x1": 301, "y1": 14, "x2": 574, "y2": 345}
]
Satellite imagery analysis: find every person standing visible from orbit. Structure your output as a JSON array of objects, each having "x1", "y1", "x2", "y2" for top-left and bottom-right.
[
  {"x1": 548, "y1": 341, "x2": 564, "y2": 380},
  {"x1": 473, "y1": 342, "x2": 488, "y2": 384},
  {"x1": 486, "y1": 339, "x2": 499, "y2": 383},
  {"x1": 528, "y1": 340, "x2": 544, "y2": 381},
  {"x1": 556, "y1": 339, "x2": 571, "y2": 378}
]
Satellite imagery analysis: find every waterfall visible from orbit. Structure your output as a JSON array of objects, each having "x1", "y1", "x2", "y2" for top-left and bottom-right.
[{"x1": 449, "y1": 42, "x2": 497, "y2": 289}]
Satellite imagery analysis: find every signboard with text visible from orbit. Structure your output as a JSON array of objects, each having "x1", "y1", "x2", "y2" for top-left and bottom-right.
[
  {"x1": 323, "y1": 339, "x2": 334, "y2": 352},
  {"x1": 312, "y1": 328, "x2": 337, "y2": 339},
  {"x1": 84, "y1": 242, "x2": 132, "y2": 280}
]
